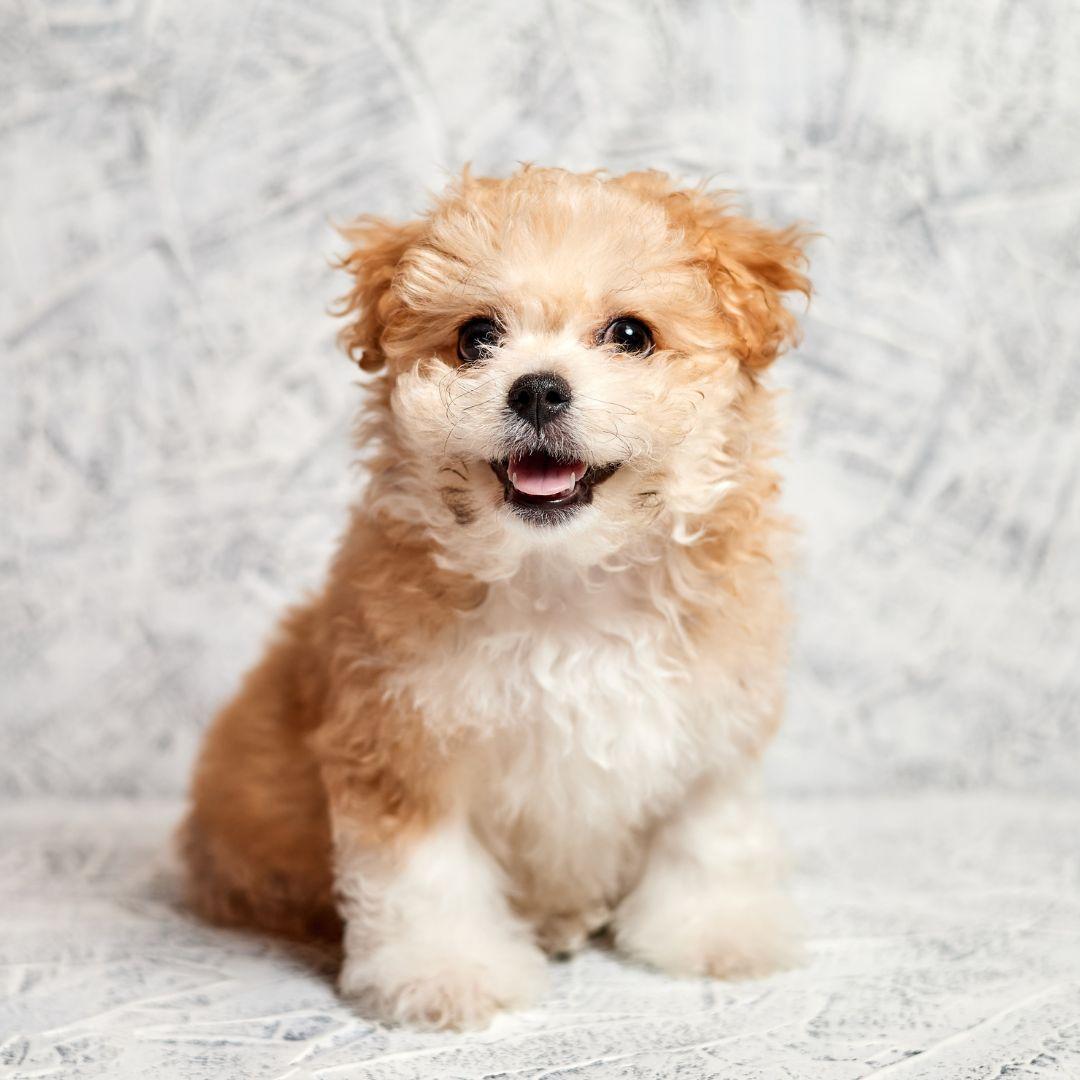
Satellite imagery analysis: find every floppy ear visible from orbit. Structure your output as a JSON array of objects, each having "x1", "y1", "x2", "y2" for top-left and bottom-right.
[
  {"x1": 692, "y1": 203, "x2": 810, "y2": 370},
  {"x1": 614, "y1": 173, "x2": 811, "y2": 369},
  {"x1": 334, "y1": 217, "x2": 426, "y2": 372}
]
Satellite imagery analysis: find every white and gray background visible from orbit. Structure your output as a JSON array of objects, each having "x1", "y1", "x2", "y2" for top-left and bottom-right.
[{"x1": 2, "y1": 2, "x2": 1079, "y2": 1077}]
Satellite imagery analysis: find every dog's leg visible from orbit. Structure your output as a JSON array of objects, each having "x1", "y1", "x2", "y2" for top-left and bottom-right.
[
  {"x1": 613, "y1": 769, "x2": 801, "y2": 979},
  {"x1": 331, "y1": 802, "x2": 548, "y2": 1029}
]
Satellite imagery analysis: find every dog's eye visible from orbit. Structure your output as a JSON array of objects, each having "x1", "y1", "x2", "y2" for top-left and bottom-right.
[
  {"x1": 457, "y1": 318, "x2": 501, "y2": 363},
  {"x1": 600, "y1": 317, "x2": 654, "y2": 356}
]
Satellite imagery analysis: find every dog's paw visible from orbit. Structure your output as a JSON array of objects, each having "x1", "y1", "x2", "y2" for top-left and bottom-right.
[
  {"x1": 338, "y1": 934, "x2": 548, "y2": 1030},
  {"x1": 614, "y1": 886, "x2": 803, "y2": 980}
]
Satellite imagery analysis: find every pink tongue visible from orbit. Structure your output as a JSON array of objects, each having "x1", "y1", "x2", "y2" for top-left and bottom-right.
[{"x1": 510, "y1": 455, "x2": 582, "y2": 496}]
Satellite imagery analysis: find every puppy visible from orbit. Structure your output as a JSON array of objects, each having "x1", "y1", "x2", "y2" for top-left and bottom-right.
[{"x1": 181, "y1": 166, "x2": 810, "y2": 1030}]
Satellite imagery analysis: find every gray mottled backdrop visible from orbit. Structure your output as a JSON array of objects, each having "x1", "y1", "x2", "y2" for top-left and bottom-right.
[{"x1": 3, "y1": 0, "x2": 1078, "y2": 800}]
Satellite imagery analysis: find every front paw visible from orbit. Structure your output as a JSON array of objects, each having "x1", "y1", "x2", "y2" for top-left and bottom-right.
[
  {"x1": 339, "y1": 933, "x2": 548, "y2": 1030},
  {"x1": 614, "y1": 886, "x2": 803, "y2": 980}
]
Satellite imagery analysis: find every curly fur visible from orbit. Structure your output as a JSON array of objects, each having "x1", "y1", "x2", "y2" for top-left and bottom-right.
[{"x1": 181, "y1": 166, "x2": 811, "y2": 1029}]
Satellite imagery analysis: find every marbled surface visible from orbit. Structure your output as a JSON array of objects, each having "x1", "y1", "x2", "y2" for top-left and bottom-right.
[
  {"x1": 2, "y1": 796, "x2": 1078, "y2": 1078},
  {"x1": 3, "y1": 0, "x2": 1079, "y2": 799}
]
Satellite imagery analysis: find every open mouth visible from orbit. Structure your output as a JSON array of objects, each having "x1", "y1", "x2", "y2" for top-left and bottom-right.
[{"x1": 490, "y1": 451, "x2": 621, "y2": 524}]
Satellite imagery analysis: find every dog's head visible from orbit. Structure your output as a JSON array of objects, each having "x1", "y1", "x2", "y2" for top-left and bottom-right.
[{"x1": 336, "y1": 168, "x2": 808, "y2": 578}]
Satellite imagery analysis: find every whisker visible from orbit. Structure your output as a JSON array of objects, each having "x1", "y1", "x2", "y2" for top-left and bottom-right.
[
  {"x1": 442, "y1": 424, "x2": 461, "y2": 456},
  {"x1": 450, "y1": 376, "x2": 498, "y2": 405},
  {"x1": 573, "y1": 394, "x2": 637, "y2": 416},
  {"x1": 459, "y1": 396, "x2": 498, "y2": 412},
  {"x1": 438, "y1": 368, "x2": 468, "y2": 423}
]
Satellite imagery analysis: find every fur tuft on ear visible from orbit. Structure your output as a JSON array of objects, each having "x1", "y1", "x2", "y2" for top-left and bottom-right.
[
  {"x1": 693, "y1": 205, "x2": 811, "y2": 370},
  {"x1": 613, "y1": 172, "x2": 812, "y2": 369},
  {"x1": 333, "y1": 217, "x2": 426, "y2": 372}
]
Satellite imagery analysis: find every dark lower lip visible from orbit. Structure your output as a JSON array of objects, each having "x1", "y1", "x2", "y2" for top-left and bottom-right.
[{"x1": 489, "y1": 460, "x2": 621, "y2": 525}]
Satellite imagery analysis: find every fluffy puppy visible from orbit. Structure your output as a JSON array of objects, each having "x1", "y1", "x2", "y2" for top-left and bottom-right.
[{"x1": 181, "y1": 166, "x2": 810, "y2": 1030}]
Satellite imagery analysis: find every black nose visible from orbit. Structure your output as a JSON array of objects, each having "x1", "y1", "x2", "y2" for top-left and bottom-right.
[{"x1": 507, "y1": 372, "x2": 572, "y2": 431}]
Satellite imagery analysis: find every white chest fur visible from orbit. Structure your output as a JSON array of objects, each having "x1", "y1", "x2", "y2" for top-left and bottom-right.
[{"x1": 386, "y1": 560, "x2": 749, "y2": 911}]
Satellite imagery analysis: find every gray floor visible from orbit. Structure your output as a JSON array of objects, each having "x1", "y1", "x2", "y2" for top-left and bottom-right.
[{"x1": 2, "y1": 796, "x2": 1078, "y2": 1079}]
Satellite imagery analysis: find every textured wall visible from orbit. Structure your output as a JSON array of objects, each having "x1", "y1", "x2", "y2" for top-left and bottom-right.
[{"x1": 3, "y1": 0, "x2": 1078, "y2": 799}]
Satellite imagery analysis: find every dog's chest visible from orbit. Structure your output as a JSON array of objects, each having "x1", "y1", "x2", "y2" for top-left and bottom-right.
[{"x1": 395, "y1": 570, "x2": 721, "y2": 903}]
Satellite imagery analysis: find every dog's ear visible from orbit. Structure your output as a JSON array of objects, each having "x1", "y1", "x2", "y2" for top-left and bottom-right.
[
  {"x1": 693, "y1": 205, "x2": 810, "y2": 370},
  {"x1": 616, "y1": 173, "x2": 811, "y2": 370},
  {"x1": 334, "y1": 217, "x2": 426, "y2": 372}
]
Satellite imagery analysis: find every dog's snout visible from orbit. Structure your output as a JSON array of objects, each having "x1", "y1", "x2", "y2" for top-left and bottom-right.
[{"x1": 507, "y1": 372, "x2": 572, "y2": 431}]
